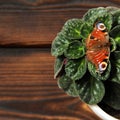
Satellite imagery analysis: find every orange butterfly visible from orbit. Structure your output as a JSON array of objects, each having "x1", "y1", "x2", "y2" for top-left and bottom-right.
[{"x1": 86, "y1": 22, "x2": 110, "y2": 73}]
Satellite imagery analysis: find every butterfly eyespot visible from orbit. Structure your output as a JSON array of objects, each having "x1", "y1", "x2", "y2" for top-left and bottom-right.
[
  {"x1": 96, "y1": 23, "x2": 106, "y2": 31},
  {"x1": 98, "y1": 62, "x2": 107, "y2": 73}
]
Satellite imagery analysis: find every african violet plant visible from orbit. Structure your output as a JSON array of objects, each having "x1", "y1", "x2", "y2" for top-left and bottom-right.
[{"x1": 51, "y1": 7, "x2": 120, "y2": 110}]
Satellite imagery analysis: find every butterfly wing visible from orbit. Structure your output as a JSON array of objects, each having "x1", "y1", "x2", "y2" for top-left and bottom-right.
[{"x1": 86, "y1": 47, "x2": 110, "y2": 73}]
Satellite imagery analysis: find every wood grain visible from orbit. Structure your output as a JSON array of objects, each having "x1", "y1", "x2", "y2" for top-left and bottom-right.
[
  {"x1": 0, "y1": 0, "x2": 119, "y2": 47},
  {"x1": 0, "y1": 48, "x2": 101, "y2": 120},
  {"x1": 0, "y1": 0, "x2": 119, "y2": 119}
]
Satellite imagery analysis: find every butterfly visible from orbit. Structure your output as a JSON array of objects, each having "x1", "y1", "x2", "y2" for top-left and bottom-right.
[{"x1": 86, "y1": 22, "x2": 110, "y2": 73}]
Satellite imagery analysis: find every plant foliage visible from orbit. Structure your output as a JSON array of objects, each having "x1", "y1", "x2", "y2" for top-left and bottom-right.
[{"x1": 51, "y1": 7, "x2": 120, "y2": 110}]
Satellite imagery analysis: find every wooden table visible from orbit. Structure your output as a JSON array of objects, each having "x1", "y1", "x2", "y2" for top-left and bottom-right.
[{"x1": 0, "y1": 0, "x2": 119, "y2": 120}]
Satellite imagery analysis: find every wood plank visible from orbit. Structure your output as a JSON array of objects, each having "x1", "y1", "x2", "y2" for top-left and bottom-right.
[
  {"x1": 0, "y1": 48, "x2": 101, "y2": 120},
  {"x1": 0, "y1": 0, "x2": 119, "y2": 119},
  {"x1": 0, "y1": 0, "x2": 119, "y2": 47}
]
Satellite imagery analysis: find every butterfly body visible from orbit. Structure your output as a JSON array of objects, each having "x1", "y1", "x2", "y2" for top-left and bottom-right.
[{"x1": 86, "y1": 22, "x2": 110, "y2": 73}]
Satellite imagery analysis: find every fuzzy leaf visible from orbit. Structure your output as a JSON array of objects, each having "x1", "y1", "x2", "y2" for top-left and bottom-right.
[
  {"x1": 110, "y1": 9, "x2": 120, "y2": 26},
  {"x1": 88, "y1": 61, "x2": 111, "y2": 81},
  {"x1": 110, "y1": 51, "x2": 120, "y2": 84},
  {"x1": 114, "y1": 37, "x2": 120, "y2": 50},
  {"x1": 80, "y1": 22, "x2": 93, "y2": 39},
  {"x1": 58, "y1": 75, "x2": 72, "y2": 91},
  {"x1": 64, "y1": 40, "x2": 85, "y2": 59},
  {"x1": 76, "y1": 74, "x2": 105, "y2": 104},
  {"x1": 110, "y1": 25, "x2": 120, "y2": 50},
  {"x1": 62, "y1": 19, "x2": 83, "y2": 39},
  {"x1": 110, "y1": 37, "x2": 116, "y2": 52},
  {"x1": 110, "y1": 25, "x2": 120, "y2": 38},
  {"x1": 106, "y1": 6, "x2": 119, "y2": 14},
  {"x1": 51, "y1": 32, "x2": 70, "y2": 57},
  {"x1": 66, "y1": 81, "x2": 79, "y2": 97},
  {"x1": 103, "y1": 81, "x2": 120, "y2": 110},
  {"x1": 65, "y1": 58, "x2": 87, "y2": 81},
  {"x1": 58, "y1": 75, "x2": 78, "y2": 97},
  {"x1": 54, "y1": 56, "x2": 66, "y2": 79},
  {"x1": 83, "y1": 7, "x2": 112, "y2": 31}
]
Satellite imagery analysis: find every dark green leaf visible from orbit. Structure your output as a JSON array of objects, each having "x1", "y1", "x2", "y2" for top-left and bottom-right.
[
  {"x1": 66, "y1": 81, "x2": 79, "y2": 97},
  {"x1": 62, "y1": 18, "x2": 84, "y2": 39},
  {"x1": 58, "y1": 75, "x2": 72, "y2": 91},
  {"x1": 54, "y1": 56, "x2": 65, "y2": 79},
  {"x1": 109, "y1": 37, "x2": 116, "y2": 52},
  {"x1": 65, "y1": 58, "x2": 87, "y2": 81},
  {"x1": 114, "y1": 36, "x2": 120, "y2": 47},
  {"x1": 110, "y1": 25, "x2": 120, "y2": 38},
  {"x1": 88, "y1": 61, "x2": 111, "y2": 81},
  {"x1": 76, "y1": 74, "x2": 105, "y2": 104},
  {"x1": 58, "y1": 75, "x2": 79, "y2": 97},
  {"x1": 110, "y1": 25, "x2": 120, "y2": 50},
  {"x1": 110, "y1": 9, "x2": 120, "y2": 26},
  {"x1": 106, "y1": 6, "x2": 119, "y2": 14},
  {"x1": 80, "y1": 22, "x2": 93, "y2": 39},
  {"x1": 83, "y1": 7, "x2": 106, "y2": 21},
  {"x1": 110, "y1": 51, "x2": 120, "y2": 84},
  {"x1": 103, "y1": 81, "x2": 120, "y2": 110},
  {"x1": 64, "y1": 40, "x2": 85, "y2": 59},
  {"x1": 83, "y1": 7, "x2": 112, "y2": 31},
  {"x1": 114, "y1": 36, "x2": 120, "y2": 49},
  {"x1": 51, "y1": 32, "x2": 70, "y2": 57}
]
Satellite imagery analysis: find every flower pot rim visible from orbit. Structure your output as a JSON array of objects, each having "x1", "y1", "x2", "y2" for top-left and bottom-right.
[{"x1": 89, "y1": 104, "x2": 119, "y2": 120}]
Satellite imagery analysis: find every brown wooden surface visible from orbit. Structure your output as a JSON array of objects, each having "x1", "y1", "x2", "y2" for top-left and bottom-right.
[{"x1": 0, "y1": 0, "x2": 119, "y2": 120}]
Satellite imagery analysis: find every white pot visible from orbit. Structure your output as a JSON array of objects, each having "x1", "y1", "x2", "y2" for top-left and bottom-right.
[{"x1": 89, "y1": 105, "x2": 119, "y2": 120}]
